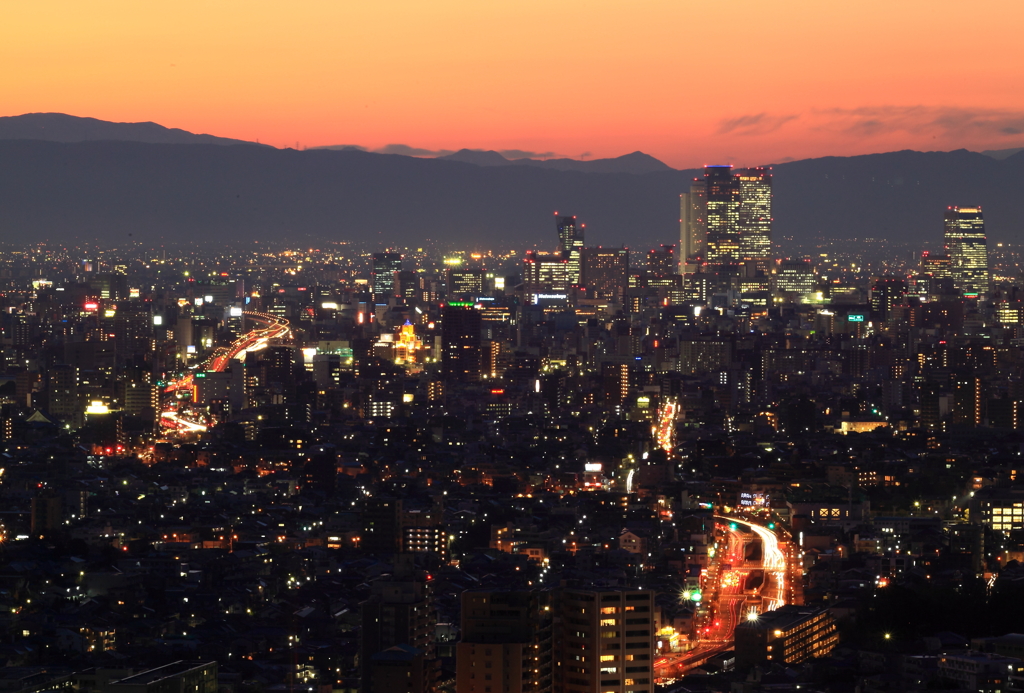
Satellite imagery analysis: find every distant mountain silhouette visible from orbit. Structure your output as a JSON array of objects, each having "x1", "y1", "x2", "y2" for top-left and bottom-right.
[
  {"x1": 0, "y1": 126, "x2": 1022, "y2": 250},
  {"x1": 0, "y1": 113, "x2": 262, "y2": 147},
  {"x1": 979, "y1": 146, "x2": 1024, "y2": 160},
  {"x1": 438, "y1": 149, "x2": 675, "y2": 174}
]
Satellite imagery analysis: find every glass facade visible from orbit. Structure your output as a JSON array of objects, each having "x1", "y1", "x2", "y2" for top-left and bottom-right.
[{"x1": 944, "y1": 206, "x2": 989, "y2": 297}]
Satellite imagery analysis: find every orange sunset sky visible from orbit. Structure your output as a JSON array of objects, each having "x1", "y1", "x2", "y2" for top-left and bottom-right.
[{"x1": 3, "y1": 0, "x2": 1023, "y2": 168}]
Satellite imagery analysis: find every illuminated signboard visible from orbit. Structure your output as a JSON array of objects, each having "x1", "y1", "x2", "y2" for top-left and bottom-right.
[{"x1": 848, "y1": 314, "x2": 865, "y2": 322}]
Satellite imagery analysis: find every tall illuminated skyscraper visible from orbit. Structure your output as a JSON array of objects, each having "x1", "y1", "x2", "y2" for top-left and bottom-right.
[
  {"x1": 557, "y1": 214, "x2": 584, "y2": 285},
  {"x1": 371, "y1": 252, "x2": 403, "y2": 301},
  {"x1": 679, "y1": 180, "x2": 707, "y2": 271},
  {"x1": 943, "y1": 206, "x2": 989, "y2": 297},
  {"x1": 737, "y1": 167, "x2": 773, "y2": 273},
  {"x1": 703, "y1": 166, "x2": 742, "y2": 267}
]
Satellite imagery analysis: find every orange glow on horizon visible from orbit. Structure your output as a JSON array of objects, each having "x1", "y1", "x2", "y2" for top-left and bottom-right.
[{"x1": 3, "y1": 1, "x2": 1024, "y2": 167}]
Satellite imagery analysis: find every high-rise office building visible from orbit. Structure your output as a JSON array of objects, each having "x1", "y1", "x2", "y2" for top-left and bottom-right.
[
  {"x1": 441, "y1": 303, "x2": 482, "y2": 382},
  {"x1": 704, "y1": 166, "x2": 742, "y2": 267},
  {"x1": 944, "y1": 206, "x2": 989, "y2": 297},
  {"x1": 372, "y1": 252, "x2": 403, "y2": 301},
  {"x1": 523, "y1": 251, "x2": 570, "y2": 299},
  {"x1": 679, "y1": 180, "x2": 707, "y2": 272},
  {"x1": 737, "y1": 167, "x2": 773, "y2": 273},
  {"x1": 701, "y1": 166, "x2": 772, "y2": 277},
  {"x1": 557, "y1": 215, "x2": 584, "y2": 285},
  {"x1": 580, "y1": 247, "x2": 629, "y2": 300}
]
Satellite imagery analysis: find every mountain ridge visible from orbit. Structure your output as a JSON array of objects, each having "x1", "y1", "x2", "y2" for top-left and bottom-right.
[{"x1": 0, "y1": 112, "x2": 264, "y2": 147}]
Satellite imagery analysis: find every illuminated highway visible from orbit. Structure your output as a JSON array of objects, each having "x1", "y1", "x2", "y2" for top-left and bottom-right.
[
  {"x1": 654, "y1": 396, "x2": 678, "y2": 453},
  {"x1": 160, "y1": 311, "x2": 290, "y2": 435},
  {"x1": 655, "y1": 515, "x2": 794, "y2": 681}
]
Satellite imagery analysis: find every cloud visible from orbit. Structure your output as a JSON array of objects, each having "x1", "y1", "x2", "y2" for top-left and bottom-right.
[
  {"x1": 313, "y1": 144, "x2": 566, "y2": 159},
  {"x1": 815, "y1": 106, "x2": 1024, "y2": 139},
  {"x1": 498, "y1": 149, "x2": 558, "y2": 159},
  {"x1": 717, "y1": 113, "x2": 799, "y2": 136},
  {"x1": 374, "y1": 143, "x2": 457, "y2": 157}
]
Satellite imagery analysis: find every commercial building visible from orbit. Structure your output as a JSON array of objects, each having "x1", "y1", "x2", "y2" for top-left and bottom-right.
[
  {"x1": 523, "y1": 251, "x2": 569, "y2": 301},
  {"x1": 970, "y1": 487, "x2": 1024, "y2": 533},
  {"x1": 736, "y1": 167, "x2": 773, "y2": 274},
  {"x1": 679, "y1": 180, "x2": 707, "y2": 272},
  {"x1": 772, "y1": 259, "x2": 817, "y2": 299},
  {"x1": 441, "y1": 302, "x2": 482, "y2": 382},
  {"x1": 704, "y1": 166, "x2": 742, "y2": 268},
  {"x1": 372, "y1": 252, "x2": 403, "y2": 301},
  {"x1": 557, "y1": 215, "x2": 584, "y2": 286},
  {"x1": 944, "y1": 206, "x2": 989, "y2": 297},
  {"x1": 734, "y1": 606, "x2": 838, "y2": 667},
  {"x1": 937, "y1": 652, "x2": 1023, "y2": 693},
  {"x1": 447, "y1": 268, "x2": 485, "y2": 299},
  {"x1": 580, "y1": 247, "x2": 629, "y2": 300}
]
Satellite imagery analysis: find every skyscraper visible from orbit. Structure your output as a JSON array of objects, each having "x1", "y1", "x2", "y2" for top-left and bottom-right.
[
  {"x1": 679, "y1": 180, "x2": 707, "y2": 272},
  {"x1": 372, "y1": 252, "x2": 403, "y2": 301},
  {"x1": 703, "y1": 165, "x2": 742, "y2": 268},
  {"x1": 737, "y1": 167, "x2": 773, "y2": 273},
  {"x1": 944, "y1": 206, "x2": 989, "y2": 297},
  {"x1": 441, "y1": 302, "x2": 481, "y2": 382},
  {"x1": 557, "y1": 215, "x2": 584, "y2": 285}
]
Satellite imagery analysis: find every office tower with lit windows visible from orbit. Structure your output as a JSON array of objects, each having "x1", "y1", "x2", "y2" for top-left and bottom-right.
[
  {"x1": 920, "y1": 251, "x2": 951, "y2": 278},
  {"x1": 523, "y1": 250, "x2": 569, "y2": 298},
  {"x1": 446, "y1": 268, "x2": 485, "y2": 299},
  {"x1": 441, "y1": 302, "x2": 481, "y2": 382},
  {"x1": 557, "y1": 215, "x2": 584, "y2": 285},
  {"x1": 700, "y1": 166, "x2": 772, "y2": 276},
  {"x1": 944, "y1": 206, "x2": 989, "y2": 297},
  {"x1": 737, "y1": 167, "x2": 773, "y2": 273},
  {"x1": 772, "y1": 259, "x2": 817, "y2": 298},
  {"x1": 646, "y1": 245, "x2": 677, "y2": 279},
  {"x1": 580, "y1": 247, "x2": 629, "y2": 300},
  {"x1": 371, "y1": 252, "x2": 403, "y2": 301},
  {"x1": 679, "y1": 180, "x2": 707, "y2": 273},
  {"x1": 704, "y1": 166, "x2": 742, "y2": 268}
]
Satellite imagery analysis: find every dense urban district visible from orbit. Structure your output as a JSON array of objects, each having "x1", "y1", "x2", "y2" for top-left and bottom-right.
[{"x1": 1, "y1": 165, "x2": 1024, "y2": 693}]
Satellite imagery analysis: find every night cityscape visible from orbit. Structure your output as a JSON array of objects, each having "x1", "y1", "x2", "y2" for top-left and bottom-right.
[
  {"x1": 0, "y1": 168, "x2": 1023, "y2": 693},
  {"x1": 4, "y1": 2, "x2": 1024, "y2": 692}
]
